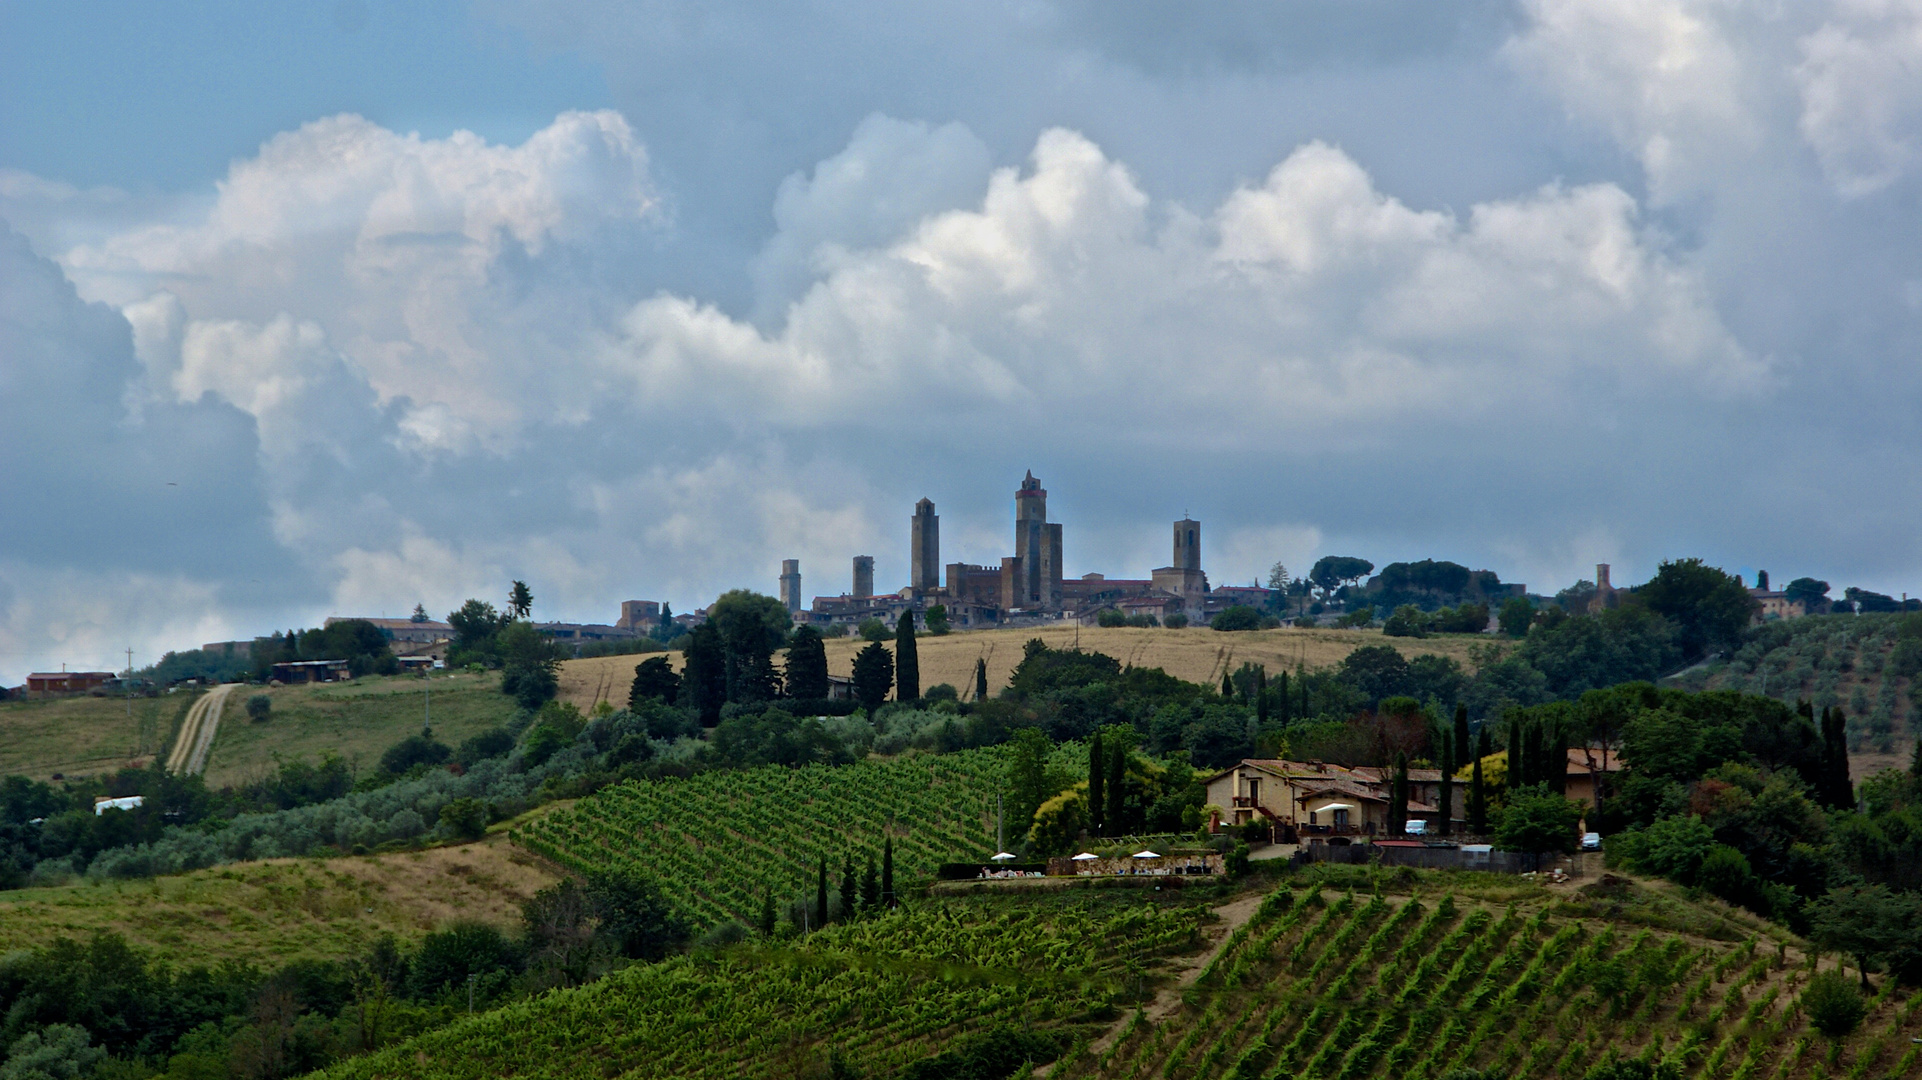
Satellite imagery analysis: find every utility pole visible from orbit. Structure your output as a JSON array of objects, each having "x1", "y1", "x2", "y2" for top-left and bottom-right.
[
  {"x1": 423, "y1": 662, "x2": 431, "y2": 737},
  {"x1": 126, "y1": 648, "x2": 135, "y2": 757}
]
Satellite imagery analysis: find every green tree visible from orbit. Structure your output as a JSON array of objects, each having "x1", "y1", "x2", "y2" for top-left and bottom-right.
[
  {"x1": 783, "y1": 625, "x2": 830, "y2": 699},
  {"x1": 1494, "y1": 786, "x2": 1582, "y2": 853},
  {"x1": 1498, "y1": 596, "x2": 1533, "y2": 638},
  {"x1": 681, "y1": 623, "x2": 728, "y2": 726},
  {"x1": 1005, "y1": 728, "x2": 1054, "y2": 845},
  {"x1": 0, "y1": 1024, "x2": 104, "y2": 1080},
  {"x1": 757, "y1": 885, "x2": 775, "y2": 938},
  {"x1": 1784, "y1": 577, "x2": 1831, "y2": 610},
  {"x1": 838, "y1": 853, "x2": 857, "y2": 922},
  {"x1": 857, "y1": 617, "x2": 889, "y2": 642},
  {"x1": 1469, "y1": 728, "x2": 1490, "y2": 833},
  {"x1": 448, "y1": 599, "x2": 507, "y2": 656},
  {"x1": 1087, "y1": 730, "x2": 1106, "y2": 836},
  {"x1": 1211, "y1": 605, "x2": 1261, "y2": 631},
  {"x1": 438, "y1": 798, "x2": 489, "y2": 840},
  {"x1": 508, "y1": 580, "x2": 533, "y2": 620},
  {"x1": 814, "y1": 856, "x2": 829, "y2": 931},
  {"x1": 1437, "y1": 732, "x2": 1455, "y2": 837},
  {"x1": 1800, "y1": 970, "x2": 1866, "y2": 1039},
  {"x1": 1339, "y1": 644, "x2": 1412, "y2": 707},
  {"x1": 1637, "y1": 558, "x2": 1757, "y2": 661},
  {"x1": 896, "y1": 610, "x2": 920, "y2": 701},
  {"x1": 709, "y1": 590, "x2": 789, "y2": 705},
  {"x1": 1388, "y1": 752, "x2": 1409, "y2": 835},
  {"x1": 924, "y1": 604, "x2": 950, "y2": 635},
  {"x1": 851, "y1": 642, "x2": 894, "y2": 712},
  {"x1": 246, "y1": 693, "x2": 271, "y2": 722},
  {"x1": 628, "y1": 655, "x2": 681, "y2": 708},
  {"x1": 1309, "y1": 556, "x2": 1375, "y2": 596},
  {"x1": 861, "y1": 854, "x2": 879, "y2": 912},
  {"x1": 1382, "y1": 604, "x2": 1431, "y2": 638},
  {"x1": 497, "y1": 620, "x2": 565, "y2": 710},
  {"x1": 1812, "y1": 884, "x2": 1922, "y2": 987}
]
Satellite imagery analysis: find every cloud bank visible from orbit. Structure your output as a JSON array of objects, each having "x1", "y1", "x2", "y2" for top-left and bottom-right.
[{"x1": 5, "y1": 0, "x2": 1922, "y2": 679}]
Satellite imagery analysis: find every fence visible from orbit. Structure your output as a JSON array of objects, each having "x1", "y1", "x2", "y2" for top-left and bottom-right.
[{"x1": 1294, "y1": 844, "x2": 1543, "y2": 874}]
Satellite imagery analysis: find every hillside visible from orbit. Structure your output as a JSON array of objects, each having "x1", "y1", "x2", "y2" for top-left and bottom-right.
[
  {"x1": 0, "y1": 832, "x2": 558, "y2": 968},
  {"x1": 556, "y1": 625, "x2": 1485, "y2": 712},
  {"x1": 1666, "y1": 612, "x2": 1918, "y2": 770},
  {"x1": 307, "y1": 869, "x2": 1922, "y2": 1080},
  {"x1": 0, "y1": 670, "x2": 518, "y2": 787},
  {"x1": 513, "y1": 743, "x2": 1081, "y2": 928}
]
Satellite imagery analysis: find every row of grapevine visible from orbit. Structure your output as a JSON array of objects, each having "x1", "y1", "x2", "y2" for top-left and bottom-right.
[
  {"x1": 318, "y1": 895, "x2": 1200, "y2": 1080},
  {"x1": 513, "y1": 743, "x2": 1084, "y2": 926},
  {"x1": 1061, "y1": 882, "x2": 1922, "y2": 1080}
]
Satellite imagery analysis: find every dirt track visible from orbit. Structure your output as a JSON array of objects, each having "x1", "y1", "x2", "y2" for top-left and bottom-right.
[{"x1": 164, "y1": 683, "x2": 235, "y2": 775}]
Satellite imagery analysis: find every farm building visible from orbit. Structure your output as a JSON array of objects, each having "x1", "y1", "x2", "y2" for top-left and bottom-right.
[
  {"x1": 1204, "y1": 759, "x2": 1452, "y2": 840},
  {"x1": 270, "y1": 659, "x2": 351, "y2": 684},
  {"x1": 25, "y1": 671, "x2": 115, "y2": 695}
]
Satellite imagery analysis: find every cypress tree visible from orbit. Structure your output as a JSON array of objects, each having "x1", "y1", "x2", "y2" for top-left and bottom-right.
[
  {"x1": 1399, "y1": 749, "x2": 1414, "y2": 834},
  {"x1": 1106, "y1": 737, "x2": 1127, "y2": 836},
  {"x1": 838, "y1": 854, "x2": 857, "y2": 922},
  {"x1": 1469, "y1": 728, "x2": 1490, "y2": 833},
  {"x1": 1277, "y1": 671, "x2": 1291, "y2": 723},
  {"x1": 881, "y1": 835, "x2": 895, "y2": 907},
  {"x1": 1506, "y1": 713, "x2": 1523, "y2": 791},
  {"x1": 815, "y1": 856, "x2": 829, "y2": 931},
  {"x1": 1822, "y1": 707, "x2": 1854, "y2": 809},
  {"x1": 974, "y1": 657, "x2": 989, "y2": 702},
  {"x1": 1453, "y1": 703, "x2": 1471, "y2": 775},
  {"x1": 1544, "y1": 718, "x2": 1566, "y2": 796},
  {"x1": 1221, "y1": 670, "x2": 1234, "y2": 699},
  {"x1": 758, "y1": 884, "x2": 775, "y2": 937},
  {"x1": 1088, "y1": 731, "x2": 1106, "y2": 836},
  {"x1": 895, "y1": 610, "x2": 919, "y2": 702},
  {"x1": 1438, "y1": 732, "x2": 1455, "y2": 837},
  {"x1": 861, "y1": 853, "x2": 880, "y2": 912},
  {"x1": 783, "y1": 625, "x2": 830, "y2": 699},
  {"x1": 1911, "y1": 734, "x2": 1922, "y2": 781},
  {"x1": 1256, "y1": 668, "x2": 1269, "y2": 724}
]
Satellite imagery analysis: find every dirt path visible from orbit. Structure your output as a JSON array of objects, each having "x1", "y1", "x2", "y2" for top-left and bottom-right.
[
  {"x1": 1035, "y1": 890, "x2": 1269, "y2": 1077},
  {"x1": 164, "y1": 683, "x2": 235, "y2": 775}
]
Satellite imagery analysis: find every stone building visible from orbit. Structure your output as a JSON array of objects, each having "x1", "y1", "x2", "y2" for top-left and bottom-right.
[
  {"x1": 1150, "y1": 517, "x2": 1209, "y2": 621},
  {"x1": 779, "y1": 559, "x2": 802, "y2": 613},
  {"x1": 852, "y1": 555, "x2": 875, "y2": 599}
]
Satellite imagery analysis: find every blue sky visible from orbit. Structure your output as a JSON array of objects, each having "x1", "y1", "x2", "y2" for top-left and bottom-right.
[{"x1": 4, "y1": 0, "x2": 1922, "y2": 678}]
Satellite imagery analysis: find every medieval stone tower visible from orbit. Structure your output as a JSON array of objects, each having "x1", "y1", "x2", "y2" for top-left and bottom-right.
[
  {"x1": 911, "y1": 498, "x2": 939, "y2": 593},
  {"x1": 779, "y1": 559, "x2": 802, "y2": 613},
  {"x1": 1001, "y1": 471, "x2": 1063, "y2": 610},
  {"x1": 1174, "y1": 517, "x2": 1201, "y2": 571},
  {"x1": 852, "y1": 555, "x2": 875, "y2": 598}
]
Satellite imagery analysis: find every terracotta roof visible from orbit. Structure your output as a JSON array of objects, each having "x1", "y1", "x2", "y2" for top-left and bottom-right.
[{"x1": 1296, "y1": 780, "x2": 1387, "y2": 804}]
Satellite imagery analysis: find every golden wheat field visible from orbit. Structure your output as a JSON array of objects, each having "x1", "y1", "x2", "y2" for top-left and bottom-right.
[{"x1": 555, "y1": 625, "x2": 1485, "y2": 711}]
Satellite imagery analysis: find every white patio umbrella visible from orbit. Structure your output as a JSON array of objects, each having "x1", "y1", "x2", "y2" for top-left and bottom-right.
[
  {"x1": 1132, "y1": 850, "x2": 1161, "y2": 859},
  {"x1": 1071, "y1": 852, "x2": 1099, "y2": 860},
  {"x1": 989, "y1": 852, "x2": 1018, "y2": 861}
]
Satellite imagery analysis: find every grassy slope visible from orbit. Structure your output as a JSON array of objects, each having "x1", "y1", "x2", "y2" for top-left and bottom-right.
[
  {"x1": 0, "y1": 672, "x2": 519, "y2": 787},
  {"x1": 308, "y1": 869, "x2": 1922, "y2": 1080},
  {"x1": 0, "y1": 690, "x2": 194, "y2": 780},
  {"x1": 0, "y1": 832, "x2": 560, "y2": 968},
  {"x1": 199, "y1": 671, "x2": 518, "y2": 787},
  {"x1": 556, "y1": 625, "x2": 1485, "y2": 712}
]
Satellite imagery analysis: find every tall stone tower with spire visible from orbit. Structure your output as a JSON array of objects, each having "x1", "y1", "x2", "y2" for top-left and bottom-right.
[
  {"x1": 911, "y1": 498, "x2": 939, "y2": 594},
  {"x1": 1000, "y1": 471, "x2": 1063, "y2": 611}
]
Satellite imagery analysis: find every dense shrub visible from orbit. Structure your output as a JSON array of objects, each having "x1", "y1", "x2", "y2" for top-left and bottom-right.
[{"x1": 1801, "y1": 970, "x2": 1866, "y2": 1039}]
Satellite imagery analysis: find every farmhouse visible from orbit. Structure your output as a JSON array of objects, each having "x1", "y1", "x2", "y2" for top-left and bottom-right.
[
  {"x1": 1205, "y1": 759, "x2": 1454, "y2": 840},
  {"x1": 270, "y1": 659, "x2": 351, "y2": 684}
]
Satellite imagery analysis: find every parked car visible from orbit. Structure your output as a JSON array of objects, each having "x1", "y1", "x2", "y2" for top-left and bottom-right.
[
  {"x1": 1404, "y1": 820, "x2": 1428, "y2": 836},
  {"x1": 1581, "y1": 831, "x2": 1603, "y2": 851}
]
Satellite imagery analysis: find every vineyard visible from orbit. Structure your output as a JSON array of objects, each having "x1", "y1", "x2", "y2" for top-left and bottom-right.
[
  {"x1": 312, "y1": 893, "x2": 1203, "y2": 1080},
  {"x1": 1054, "y1": 881, "x2": 1922, "y2": 1080},
  {"x1": 513, "y1": 744, "x2": 1076, "y2": 928}
]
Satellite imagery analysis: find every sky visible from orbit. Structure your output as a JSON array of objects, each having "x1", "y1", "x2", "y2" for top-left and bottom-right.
[{"x1": 4, "y1": 0, "x2": 1922, "y2": 680}]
